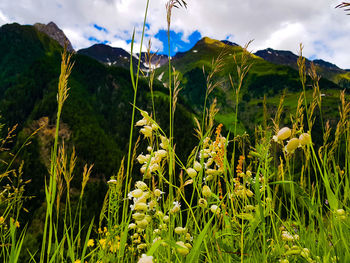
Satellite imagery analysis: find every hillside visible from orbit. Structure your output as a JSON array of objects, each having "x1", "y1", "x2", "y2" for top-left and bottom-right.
[
  {"x1": 0, "y1": 22, "x2": 196, "y2": 231},
  {"x1": 154, "y1": 37, "x2": 346, "y2": 135}
]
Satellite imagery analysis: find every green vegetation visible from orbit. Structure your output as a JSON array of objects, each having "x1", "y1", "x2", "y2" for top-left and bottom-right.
[{"x1": 1, "y1": 1, "x2": 350, "y2": 262}]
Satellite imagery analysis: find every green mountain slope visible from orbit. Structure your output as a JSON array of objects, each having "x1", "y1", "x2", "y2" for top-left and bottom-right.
[
  {"x1": 157, "y1": 37, "x2": 345, "y2": 134},
  {"x1": 0, "y1": 23, "x2": 196, "y2": 231}
]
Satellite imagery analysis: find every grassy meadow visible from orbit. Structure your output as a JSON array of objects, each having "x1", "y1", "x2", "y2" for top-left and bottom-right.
[{"x1": 1, "y1": 1, "x2": 350, "y2": 262}]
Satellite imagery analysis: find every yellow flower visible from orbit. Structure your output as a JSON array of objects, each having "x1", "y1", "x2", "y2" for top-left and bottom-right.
[
  {"x1": 87, "y1": 239, "x2": 94, "y2": 247},
  {"x1": 202, "y1": 185, "x2": 212, "y2": 198},
  {"x1": 74, "y1": 260, "x2": 81, "y2": 263},
  {"x1": 285, "y1": 138, "x2": 300, "y2": 154},
  {"x1": 176, "y1": 241, "x2": 189, "y2": 256},
  {"x1": 174, "y1": 227, "x2": 187, "y2": 234},
  {"x1": 299, "y1": 133, "x2": 311, "y2": 146},
  {"x1": 273, "y1": 127, "x2": 291, "y2": 142},
  {"x1": 186, "y1": 168, "x2": 197, "y2": 178},
  {"x1": 0, "y1": 216, "x2": 5, "y2": 224}
]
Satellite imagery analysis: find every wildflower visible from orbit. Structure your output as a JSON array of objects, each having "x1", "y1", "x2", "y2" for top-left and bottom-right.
[
  {"x1": 163, "y1": 215, "x2": 170, "y2": 222},
  {"x1": 174, "y1": 227, "x2": 187, "y2": 234},
  {"x1": 154, "y1": 189, "x2": 164, "y2": 199},
  {"x1": 273, "y1": 127, "x2": 291, "y2": 142},
  {"x1": 193, "y1": 161, "x2": 202, "y2": 171},
  {"x1": 74, "y1": 260, "x2": 81, "y2": 263},
  {"x1": 176, "y1": 241, "x2": 190, "y2": 256},
  {"x1": 155, "y1": 149, "x2": 167, "y2": 158},
  {"x1": 170, "y1": 201, "x2": 181, "y2": 213},
  {"x1": 137, "y1": 154, "x2": 148, "y2": 164},
  {"x1": 128, "y1": 223, "x2": 137, "y2": 230},
  {"x1": 160, "y1": 136, "x2": 169, "y2": 149},
  {"x1": 138, "y1": 254, "x2": 153, "y2": 263},
  {"x1": 185, "y1": 233, "x2": 193, "y2": 242},
  {"x1": 129, "y1": 189, "x2": 143, "y2": 199},
  {"x1": 135, "y1": 181, "x2": 148, "y2": 191},
  {"x1": 198, "y1": 198, "x2": 208, "y2": 208},
  {"x1": 99, "y1": 238, "x2": 107, "y2": 249},
  {"x1": 0, "y1": 216, "x2": 4, "y2": 224},
  {"x1": 140, "y1": 126, "x2": 153, "y2": 138},
  {"x1": 87, "y1": 239, "x2": 94, "y2": 247},
  {"x1": 185, "y1": 243, "x2": 192, "y2": 249},
  {"x1": 132, "y1": 212, "x2": 145, "y2": 220},
  {"x1": 285, "y1": 138, "x2": 300, "y2": 154},
  {"x1": 336, "y1": 209, "x2": 346, "y2": 220},
  {"x1": 148, "y1": 200, "x2": 157, "y2": 210},
  {"x1": 186, "y1": 168, "x2": 197, "y2": 178},
  {"x1": 281, "y1": 231, "x2": 299, "y2": 241},
  {"x1": 136, "y1": 118, "x2": 148, "y2": 126},
  {"x1": 137, "y1": 243, "x2": 147, "y2": 250},
  {"x1": 299, "y1": 133, "x2": 311, "y2": 146},
  {"x1": 136, "y1": 219, "x2": 149, "y2": 229},
  {"x1": 210, "y1": 205, "x2": 221, "y2": 214},
  {"x1": 202, "y1": 185, "x2": 212, "y2": 198},
  {"x1": 107, "y1": 179, "x2": 117, "y2": 184},
  {"x1": 134, "y1": 202, "x2": 148, "y2": 212}
]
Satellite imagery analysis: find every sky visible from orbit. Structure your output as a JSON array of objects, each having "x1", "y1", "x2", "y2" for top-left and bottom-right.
[{"x1": 0, "y1": 0, "x2": 350, "y2": 69}]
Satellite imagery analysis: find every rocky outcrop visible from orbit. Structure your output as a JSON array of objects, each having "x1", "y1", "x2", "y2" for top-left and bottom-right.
[{"x1": 34, "y1": 22, "x2": 74, "y2": 52}]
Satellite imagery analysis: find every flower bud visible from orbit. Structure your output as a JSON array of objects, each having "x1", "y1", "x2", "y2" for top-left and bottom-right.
[
  {"x1": 174, "y1": 227, "x2": 187, "y2": 234},
  {"x1": 198, "y1": 198, "x2": 208, "y2": 208},
  {"x1": 285, "y1": 138, "x2": 300, "y2": 154},
  {"x1": 186, "y1": 168, "x2": 197, "y2": 178},
  {"x1": 202, "y1": 185, "x2": 212, "y2": 198},
  {"x1": 176, "y1": 241, "x2": 189, "y2": 256},
  {"x1": 193, "y1": 161, "x2": 202, "y2": 171},
  {"x1": 210, "y1": 205, "x2": 220, "y2": 214},
  {"x1": 299, "y1": 133, "x2": 311, "y2": 146},
  {"x1": 273, "y1": 127, "x2": 291, "y2": 142}
]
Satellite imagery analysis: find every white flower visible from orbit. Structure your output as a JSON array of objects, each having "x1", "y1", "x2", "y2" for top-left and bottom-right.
[
  {"x1": 171, "y1": 201, "x2": 181, "y2": 213},
  {"x1": 138, "y1": 254, "x2": 153, "y2": 263},
  {"x1": 107, "y1": 179, "x2": 117, "y2": 184},
  {"x1": 210, "y1": 205, "x2": 220, "y2": 214}
]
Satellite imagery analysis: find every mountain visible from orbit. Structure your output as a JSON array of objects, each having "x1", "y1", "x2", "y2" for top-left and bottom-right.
[
  {"x1": 34, "y1": 22, "x2": 74, "y2": 52},
  {"x1": 254, "y1": 48, "x2": 350, "y2": 88},
  {"x1": 78, "y1": 43, "x2": 132, "y2": 68},
  {"x1": 77, "y1": 44, "x2": 169, "y2": 71},
  {"x1": 0, "y1": 22, "x2": 196, "y2": 240},
  {"x1": 155, "y1": 37, "x2": 345, "y2": 134}
]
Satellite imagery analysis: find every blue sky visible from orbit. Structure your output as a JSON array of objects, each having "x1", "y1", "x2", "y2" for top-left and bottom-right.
[
  {"x1": 1, "y1": 0, "x2": 350, "y2": 68},
  {"x1": 90, "y1": 20, "x2": 202, "y2": 56}
]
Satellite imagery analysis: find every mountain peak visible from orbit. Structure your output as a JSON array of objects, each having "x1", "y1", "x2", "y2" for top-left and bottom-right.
[
  {"x1": 34, "y1": 22, "x2": 74, "y2": 52},
  {"x1": 197, "y1": 37, "x2": 225, "y2": 47}
]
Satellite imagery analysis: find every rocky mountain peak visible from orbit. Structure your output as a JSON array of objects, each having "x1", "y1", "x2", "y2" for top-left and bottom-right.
[{"x1": 34, "y1": 21, "x2": 74, "y2": 52}]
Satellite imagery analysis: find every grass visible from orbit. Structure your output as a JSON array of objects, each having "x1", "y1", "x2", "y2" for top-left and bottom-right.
[{"x1": 1, "y1": 1, "x2": 350, "y2": 263}]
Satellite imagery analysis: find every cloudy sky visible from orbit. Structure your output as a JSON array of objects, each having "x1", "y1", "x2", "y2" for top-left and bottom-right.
[{"x1": 1, "y1": 0, "x2": 349, "y2": 68}]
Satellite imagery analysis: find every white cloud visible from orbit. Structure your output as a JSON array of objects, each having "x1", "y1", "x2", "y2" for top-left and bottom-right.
[{"x1": 0, "y1": 0, "x2": 350, "y2": 68}]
